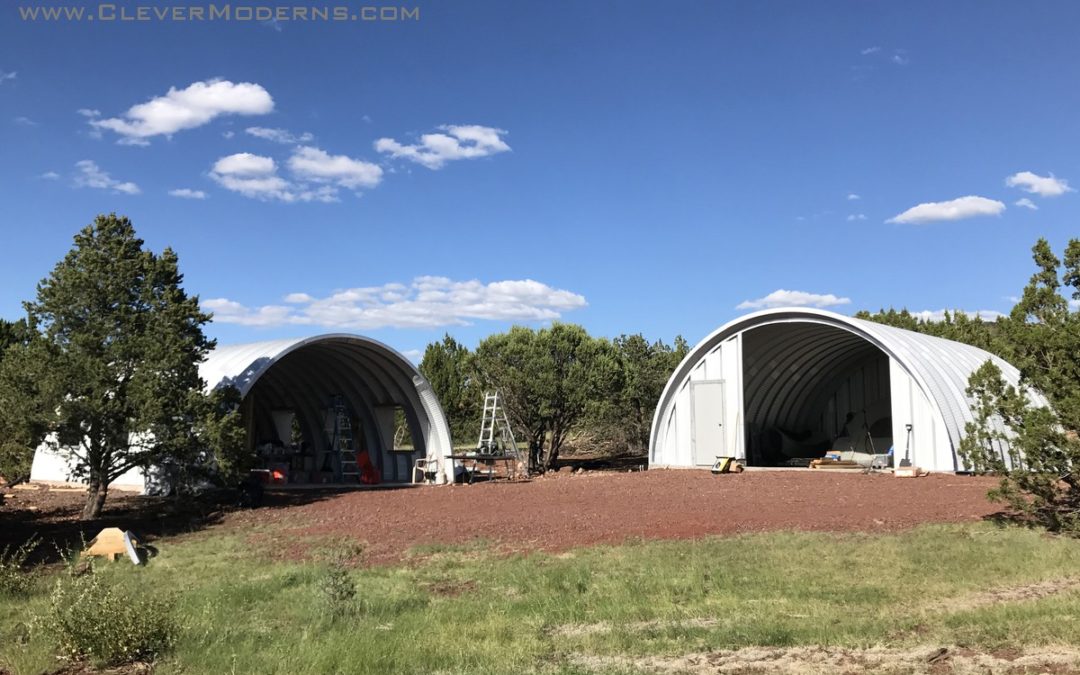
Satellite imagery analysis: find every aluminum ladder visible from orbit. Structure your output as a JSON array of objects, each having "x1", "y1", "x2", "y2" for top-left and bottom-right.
[
  {"x1": 476, "y1": 391, "x2": 524, "y2": 466},
  {"x1": 329, "y1": 396, "x2": 360, "y2": 482}
]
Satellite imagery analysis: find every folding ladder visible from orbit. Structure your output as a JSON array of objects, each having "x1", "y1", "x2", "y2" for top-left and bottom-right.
[
  {"x1": 476, "y1": 391, "x2": 524, "y2": 466},
  {"x1": 329, "y1": 396, "x2": 359, "y2": 482}
]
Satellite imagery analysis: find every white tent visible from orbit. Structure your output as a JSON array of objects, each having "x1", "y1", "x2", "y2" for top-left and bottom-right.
[{"x1": 649, "y1": 308, "x2": 1044, "y2": 473}]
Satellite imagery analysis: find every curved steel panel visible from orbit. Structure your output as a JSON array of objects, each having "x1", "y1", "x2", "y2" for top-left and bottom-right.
[{"x1": 650, "y1": 308, "x2": 1047, "y2": 469}]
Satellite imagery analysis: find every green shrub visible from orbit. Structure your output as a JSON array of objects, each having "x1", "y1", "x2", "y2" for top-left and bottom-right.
[
  {"x1": 0, "y1": 535, "x2": 39, "y2": 596},
  {"x1": 42, "y1": 573, "x2": 177, "y2": 665},
  {"x1": 960, "y1": 361, "x2": 1080, "y2": 534},
  {"x1": 317, "y1": 559, "x2": 357, "y2": 620}
]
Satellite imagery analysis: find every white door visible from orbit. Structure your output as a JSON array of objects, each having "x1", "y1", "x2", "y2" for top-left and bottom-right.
[{"x1": 691, "y1": 380, "x2": 726, "y2": 466}]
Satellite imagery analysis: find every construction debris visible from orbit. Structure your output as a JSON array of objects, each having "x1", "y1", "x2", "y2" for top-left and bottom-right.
[{"x1": 83, "y1": 527, "x2": 142, "y2": 564}]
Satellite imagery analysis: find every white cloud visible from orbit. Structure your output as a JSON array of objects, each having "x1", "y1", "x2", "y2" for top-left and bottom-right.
[
  {"x1": 846, "y1": 213, "x2": 866, "y2": 221},
  {"x1": 76, "y1": 108, "x2": 100, "y2": 118},
  {"x1": 375, "y1": 124, "x2": 510, "y2": 169},
  {"x1": 203, "y1": 277, "x2": 587, "y2": 329},
  {"x1": 910, "y1": 309, "x2": 1006, "y2": 322},
  {"x1": 222, "y1": 130, "x2": 235, "y2": 139},
  {"x1": 1005, "y1": 171, "x2": 1073, "y2": 198},
  {"x1": 209, "y1": 152, "x2": 299, "y2": 202},
  {"x1": 212, "y1": 152, "x2": 276, "y2": 176},
  {"x1": 72, "y1": 160, "x2": 140, "y2": 195},
  {"x1": 40, "y1": 171, "x2": 60, "y2": 180},
  {"x1": 736, "y1": 289, "x2": 852, "y2": 310},
  {"x1": 887, "y1": 195, "x2": 1005, "y2": 224},
  {"x1": 245, "y1": 126, "x2": 314, "y2": 144},
  {"x1": 860, "y1": 47, "x2": 880, "y2": 55},
  {"x1": 1070, "y1": 299, "x2": 1080, "y2": 311},
  {"x1": 90, "y1": 79, "x2": 273, "y2": 144},
  {"x1": 847, "y1": 193, "x2": 861, "y2": 200},
  {"x1": 13, "y1": 116, "x2": 37, "y2": 126},
  {"x1": 0, "y1": 70, "x2": 15, "y2": 85},
  {"x1": 211, "y1": 147, "x2": 381, "y2": 202},
  {"x1": 1014, "y1": 197, "x2": 1038, "y2": 210},
  {"x1": 168, "y1": 188, "x2": 207, "y2": 199},
  {"x1": 288, "y1": 146, "x2": 382, "y2": 189},
  {"x1": 401, "y1": 349, "x2": 423, "y2": 362},
  {"x1": 891, "y1": 50, "x2": 909, "y2": 65}
]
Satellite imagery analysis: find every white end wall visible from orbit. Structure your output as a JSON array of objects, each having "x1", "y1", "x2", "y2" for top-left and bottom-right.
[
  {"x1": 652, "y1": 335, "x2": 745, "y2": 467},
  {"x1": 888, "y1": 358, "x2": 956, "y2": 472},
  {"x1": 29, "y1": 439, "x2": 146, "y2": 492}
]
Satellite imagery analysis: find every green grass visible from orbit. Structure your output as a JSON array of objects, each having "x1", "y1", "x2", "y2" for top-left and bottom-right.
[{"x1": 2, "y1": 524, "x2": 1080, "y2": 674}]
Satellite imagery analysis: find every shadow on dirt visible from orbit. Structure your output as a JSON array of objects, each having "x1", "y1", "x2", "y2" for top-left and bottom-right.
[{"x1": 0, "y1": 484, "x2": 386, "y2": 566}]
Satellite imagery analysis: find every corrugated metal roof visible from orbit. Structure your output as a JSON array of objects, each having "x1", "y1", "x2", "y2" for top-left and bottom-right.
[{"x1": 650, "y1": 308, "x2": 1045, "y2": 467}]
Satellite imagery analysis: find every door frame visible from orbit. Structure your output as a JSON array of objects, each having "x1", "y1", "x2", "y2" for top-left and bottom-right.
[{"x1": 689, "y1": 379, "x2": 726, "y2": 466}]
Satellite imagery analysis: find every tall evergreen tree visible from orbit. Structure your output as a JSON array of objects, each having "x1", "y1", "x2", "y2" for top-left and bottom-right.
[
  {"x1": 19, "y1": 214, "x2": 214, "y2": 518},
  {"x1": 419, "y1": 335, "x2": 480, "y2": 444}
]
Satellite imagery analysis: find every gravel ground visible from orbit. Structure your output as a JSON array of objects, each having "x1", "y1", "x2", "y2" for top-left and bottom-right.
[{"x1": 221, "y1": 469, "x2": 1005, "y2": 564}]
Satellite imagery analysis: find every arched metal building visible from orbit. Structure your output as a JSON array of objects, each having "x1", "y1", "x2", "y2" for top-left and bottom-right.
[
  {"x1": 30, "y1": 334, "x2": 455, "y2": 490},
  {"x1": 649, "y1": 308, "x2": 1042, "y2": 473}
]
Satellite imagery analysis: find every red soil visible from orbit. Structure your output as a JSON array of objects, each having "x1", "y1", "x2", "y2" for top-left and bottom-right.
[{"x1": 225, "y1": 469, "x2": 1004, "y2": 565}]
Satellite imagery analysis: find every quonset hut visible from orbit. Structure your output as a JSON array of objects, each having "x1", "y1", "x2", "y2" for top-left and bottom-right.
[
  {"x1": 649, "y1": 308, "x2": 1044, "y2": 473},
  {"x1": 30, "y1": 334, "x2": 454, "y2": 490}
]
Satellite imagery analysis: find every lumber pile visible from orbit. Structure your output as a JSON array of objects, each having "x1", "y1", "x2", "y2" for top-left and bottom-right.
[{"x1": 809, "y1": 457, "x2": 862, "y2": 470}]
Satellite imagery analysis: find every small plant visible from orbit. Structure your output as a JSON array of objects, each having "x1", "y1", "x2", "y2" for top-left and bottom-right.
[
  {"x1": 0, "y1": 535, "x2": 40, "y2": 596},
  {"x1": 42, "y1": 574, "x2": 177, "y2": 665},
  {"x1": 317, "y1": 555, "x2": 357, "y2": 620}
]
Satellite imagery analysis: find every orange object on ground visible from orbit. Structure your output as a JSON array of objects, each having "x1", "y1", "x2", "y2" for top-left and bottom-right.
[{"x1": 356, "y1": 450, "x2": 380, "y2": 485}]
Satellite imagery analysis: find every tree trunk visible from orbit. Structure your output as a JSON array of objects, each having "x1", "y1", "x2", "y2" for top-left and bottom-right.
[{"x1": 81, "y1": 479, "x2": 108, "y2": 520}]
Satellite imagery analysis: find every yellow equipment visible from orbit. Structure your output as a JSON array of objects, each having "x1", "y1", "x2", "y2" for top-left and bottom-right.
[{"x1": 710, "y1": 456, "x2": 744, "y2": 474}]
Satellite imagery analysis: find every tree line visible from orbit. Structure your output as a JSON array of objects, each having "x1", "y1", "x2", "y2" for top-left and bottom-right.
[{"x1": 419, "y1": 327, "x2": 688, "y2": 472}]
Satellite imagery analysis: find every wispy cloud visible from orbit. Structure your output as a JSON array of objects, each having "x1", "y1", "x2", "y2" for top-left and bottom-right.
[
  {"x1": 860, "y1": 47, "x2": 881, "y2": 55},
  {"x1": 287, "y1": 146, "x2": 382, "y2": 189},
  {"x1": 0, "y1": 70, "x2": 16, "y2": 85},
  {"x1": 40, "y1": 171, "x2": 60, "y2": 180},
  {"x1": 887, "y1": 195, "x2": 1005, "y2": 224},
  {"x1": 846, "y1": 213, "x2": 866, "y2": 221},
  {"x1": 890, "y1": 49, "x2": 910, "y2": 65},
  {"x1": 910, "y1": 309, "x2": 1005, "y2": 322},
  {"x1": 1014, "y1": 197, "x2": 1038, "y2": 210},
  {"x1": 1005, "y1": 171, "x2": 1073, "y2": 198},
  {"x1": 847, "y1": 193, "x2": 861, "y2": 200},
  {"x1": 90, "y1": 79, "x2": 273, "y2": 145},
  {"x1": 210, "y1": 145, "x2": 381, "y2": 202},
  {"x1": 375, "y1": 124, "x2": 510, "y2": 169},
  {"x1": 76, "y1": 108, "x2": 100, "y2": 118},
  {"x1": 245, "y1": 126, "x2": 313, "y2": 144},
  {"x1": 168, "y1": 188, "x2": 207, "y2": 199},
  {"x1": 203, "y1": 276, "x2": 587, "y2": 329},
  {"x1": 73, "y1": 160, "x2": 140, "y2": 195},
  {"x1": 736, "y1": 289, "x2": 851, "y2": 310},
  {"x1": 13, "y1": 116, "x2": 37, "y2": 126}
]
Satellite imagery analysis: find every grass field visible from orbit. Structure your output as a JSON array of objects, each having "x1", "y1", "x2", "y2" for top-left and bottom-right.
[{"x1": 2, "y1": 522, "x2": 1080, "y2": 674}]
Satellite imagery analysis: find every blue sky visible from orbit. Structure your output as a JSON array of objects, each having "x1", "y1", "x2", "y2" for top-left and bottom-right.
[{"x1": 2, "y1": 1, "x2": 1079, "y2": 359}]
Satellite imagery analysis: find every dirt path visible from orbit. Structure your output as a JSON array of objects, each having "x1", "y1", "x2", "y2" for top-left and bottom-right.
[
  {"x1": 220, "y1": 469, "x2": 1004, "y2": 564},
  {"x1": 571, "y1": 645, "x2": 1080, "y2": 674}
]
